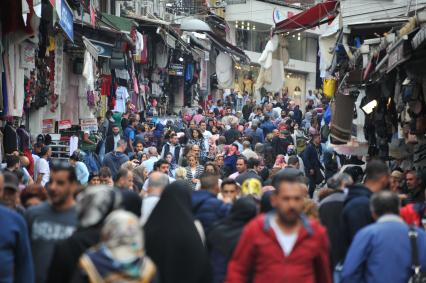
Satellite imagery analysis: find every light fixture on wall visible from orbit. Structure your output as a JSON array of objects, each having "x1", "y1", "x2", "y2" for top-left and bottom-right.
[
  {"x1": 297, "y1": 32, "x2": 301, "y2": 41},
  {"x1": 252, "y1": 25, "x2": 256, "y2": 30},
  {"x1": 235, "y1": 21, "x2": 238, "y2": 28},
  {"x1": 361, "y1": 99, "x2": 378, "y2": 114},
  {"x1": 178, "y1": 57, "x2": 184, "y2": 62}
]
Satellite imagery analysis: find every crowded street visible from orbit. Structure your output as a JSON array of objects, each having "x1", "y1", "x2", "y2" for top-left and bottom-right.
[{"x1": 2, "y1": 0, "x2": 426, "y2": 282}]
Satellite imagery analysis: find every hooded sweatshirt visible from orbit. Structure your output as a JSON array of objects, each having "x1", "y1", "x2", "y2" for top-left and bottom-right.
[{"x1": 102, "y1": 151, "x2": 129, "y2": 178}]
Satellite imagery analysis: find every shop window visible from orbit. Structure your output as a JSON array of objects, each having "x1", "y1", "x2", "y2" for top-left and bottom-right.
[
  {"x1": 286, "y1": 34, "x2": 306, "y2": 61},
  {"x1": 236, "y1": 29, "x2": 269, "y2": 53}
]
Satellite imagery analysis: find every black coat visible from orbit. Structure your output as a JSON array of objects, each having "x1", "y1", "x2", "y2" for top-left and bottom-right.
[
  {"x1": 47, "y1": 227, "x2": 101, "y2": 283},
  {"x1": 342, "y1": 185, "x2": 374, "y2": 254},
  {"x1": 303, "y1": 142, "x2": 323, "y2": 183},
  {"x1": 207, "y1": 197, "x2": 257, "y2": 283},
  {"x1": 104, "y1": 134, "x2": 124, "y2": 154},
  {"x1": 145, "y1": 181, "x2": 212, "y2": 283},
  {"x1": 319, "y1": 192, "x2": 346, "y2": 268}
]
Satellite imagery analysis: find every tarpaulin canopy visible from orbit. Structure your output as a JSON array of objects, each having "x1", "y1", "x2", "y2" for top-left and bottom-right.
[
  {"x1": 274, "y1": 0, "x2": 339, "y2": 33},
  {"x1": 206, "y1": 32, "x2": 250, "y2": 63}
]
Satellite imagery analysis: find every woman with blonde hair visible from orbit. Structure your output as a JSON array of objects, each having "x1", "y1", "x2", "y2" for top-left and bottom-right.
[{"x1": 175, "y1": 167, "x2": 188, "y2": 180}]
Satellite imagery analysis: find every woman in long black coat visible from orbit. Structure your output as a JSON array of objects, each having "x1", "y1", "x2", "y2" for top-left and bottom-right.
[{"x1": 144, "y1": 180, "x2": 213, "y2": 283}]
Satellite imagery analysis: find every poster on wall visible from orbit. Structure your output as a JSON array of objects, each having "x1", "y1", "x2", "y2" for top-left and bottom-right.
[
  {"x1": 42, "y1": 119, "x2": 55, "y2": 134},
  {"x1": 58, "y1": 119, "x2": 72, "y2": 130},
  {"x1": 80, "y1": 118, "x2": 98, "y2": 132},
  {"x1": 20, "y1": 42, "x2": 36, "y2": 69}
]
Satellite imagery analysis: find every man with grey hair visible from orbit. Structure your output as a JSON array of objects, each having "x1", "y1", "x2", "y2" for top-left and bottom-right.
[
  {"x1": 102, "y1": 139, "x2": 129, "y2": 178},
  {"x1": 142, "y1": 147, "x2": 159, "y2": 173},
  {"x1": 140, "y1": 172, "x2": 169, "y2": 225},
  {"x1": 342, "y1": 191, "x2": 426, "y2": 283},
  {"x1": 241, "y1": 141, "x2": 258, "y2": 160},
  {"x1": 244, "y1": 120, "x2": 264, "y2": 146},
  {"x1": 319, "y1": 172, "x2": 354, "y2": 269}
]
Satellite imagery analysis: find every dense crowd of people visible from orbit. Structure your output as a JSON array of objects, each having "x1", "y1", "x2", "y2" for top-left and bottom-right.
[{"x1": 2, "y1": 90, "x2": 426, "y2": 283}]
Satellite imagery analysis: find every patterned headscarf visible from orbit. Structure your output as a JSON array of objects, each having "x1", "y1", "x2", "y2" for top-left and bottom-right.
[
  {"x1": 101, "y1": 210, "x2": 144, "y2": 263},
  {"x1": 76, "y1": 185, "x2": 121, "y2": 228}
]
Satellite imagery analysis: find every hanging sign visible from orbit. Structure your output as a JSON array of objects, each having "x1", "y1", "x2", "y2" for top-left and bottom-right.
[
  {"x1": 54, "y1": 35, "x2": 64, "y2": 95},
  {"x1": 58, "y1": 119, "x2": 72, "y2": 130},
  {"x1": 59, "y1": 0, "x2": 74, "y2": 42},
  {"x1": 273, "y1": 8, "x2": 284, "y2": 24},
  {"x1": 42, "y1": 119, "x2": 55, "y2": 134},
  {"x1": 168, "y1": 64, "x2": 184, "y2": 76},
  {"x1": 80, "y1": 118, "x2": 98, "y2": 132}
]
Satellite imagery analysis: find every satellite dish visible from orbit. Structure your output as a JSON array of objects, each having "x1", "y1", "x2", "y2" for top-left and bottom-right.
[{"x1": 273, "y1": 8, "x2": 284, "y2": 24}]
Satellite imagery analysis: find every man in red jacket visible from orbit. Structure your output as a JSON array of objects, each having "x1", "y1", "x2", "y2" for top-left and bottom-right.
[{"x1": 225, "y1": 171, "x2": 332, "y2": 283}]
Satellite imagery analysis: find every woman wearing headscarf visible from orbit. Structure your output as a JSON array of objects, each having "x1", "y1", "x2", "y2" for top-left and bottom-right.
[
  {"x1": 144, "y1": 181, "x2": 212, "y2": 283},
  {"x1": 207, "y1": 197, "x2": 257, "y2": 283},
  {"x1": 75, "y1": 210, "x2": 158, "y2": 283},
  {"x1": 46, "y1": 186, "x2": 141, "y2": 283}
]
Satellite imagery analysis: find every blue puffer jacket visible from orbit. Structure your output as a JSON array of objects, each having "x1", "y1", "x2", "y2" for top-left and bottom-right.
[{"x1": 192, "y1": 190, "x2": 231, "y2": 232}]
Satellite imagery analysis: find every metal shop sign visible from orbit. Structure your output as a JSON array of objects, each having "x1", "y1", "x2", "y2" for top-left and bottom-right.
[
  {"x1": 59, "y1": 0, "x2": 74, "y2": 42},
  {"x1": 168, "y1": 64, "x2": 184, "y2": 76},
  {"x1": 80, "y1": 118, "x2": 98, "y2": 132}
]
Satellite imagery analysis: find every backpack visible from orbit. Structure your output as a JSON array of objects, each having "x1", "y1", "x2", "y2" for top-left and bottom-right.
[{"x1": 83, "y1": 152, "x2": 101, "y2": 173}]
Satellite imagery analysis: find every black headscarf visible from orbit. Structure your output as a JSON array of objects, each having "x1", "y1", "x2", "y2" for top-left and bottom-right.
[
  {"x1": 144, "y1": 180, "x2": 213, "y2": 283},
  {"x1": 260, "y1": 191, "x2": 274, "y2": 213},
  {"x1": 207, "y1": 197, "x2": 257, "y2": 259}
]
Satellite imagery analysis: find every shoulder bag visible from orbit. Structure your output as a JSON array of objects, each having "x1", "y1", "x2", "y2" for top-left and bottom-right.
[{"x1": 408, "y1": 227, "x2": 426, "y2": 283}]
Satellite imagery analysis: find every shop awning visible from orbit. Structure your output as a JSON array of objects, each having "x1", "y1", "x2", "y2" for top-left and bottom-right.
[
  {"x1": 82, "y1": 37, "x2": 114, "y2": 61},
  {"x1": 100, "y1": 13, "x2": 138, "y2": 33},
  {"x1": 274, "y1": 0, "x2": 339, "y2": 33},
  {"x1": 206, "y1": 32, "x2": 250, "y2": 63}
]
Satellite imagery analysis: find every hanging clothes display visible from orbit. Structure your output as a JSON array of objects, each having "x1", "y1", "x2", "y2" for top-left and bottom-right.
[
  {"x1": 155, "y1": 43, "x2": 168, "y2": 69},
  {"x1": 140, "y1": 35, "x2": 149, "y2": 64},
  {"x1": 151, "y1": 69, "x2": 163, "y2": 97},
  {"x1": 113, "y1": 86, "x2": 129, "y2": 113},
  {"x1": 216, "y1": 52, "x2": 233, "y2": 89}
]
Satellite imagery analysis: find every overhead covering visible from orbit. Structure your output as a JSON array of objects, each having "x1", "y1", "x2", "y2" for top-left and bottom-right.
[
  {"x1": 101, "y1": 13, "x2": 137, "y2": 33},
  {"x1": 274, "y1": 0, "x2": 339, "y2": 33},
  {"x1": 206, "y1": 32, "x2": 250, "y2": 63},
  {"x1": 181, "y1": 19, "x2": 213, "y2": 32},
  {"x1": 82, "y1": 37, "x2": 113, "y2": 61}
]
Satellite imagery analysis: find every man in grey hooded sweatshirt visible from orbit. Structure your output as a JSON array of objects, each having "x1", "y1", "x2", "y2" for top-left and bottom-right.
[{"x1": 102, "y1": 139, "x2": 129, "y2": 178}]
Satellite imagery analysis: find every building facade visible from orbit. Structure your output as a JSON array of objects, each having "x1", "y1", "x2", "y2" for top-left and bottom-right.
[{"x1": 225, "y1": 0, "x2": 320, "y2": 106}]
